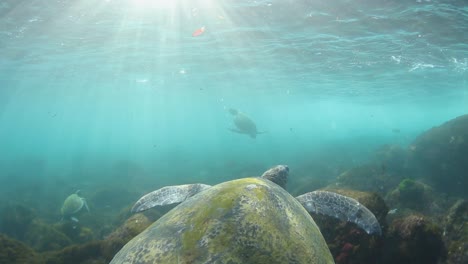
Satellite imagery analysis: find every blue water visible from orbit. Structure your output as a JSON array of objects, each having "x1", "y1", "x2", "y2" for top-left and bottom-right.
[{"x1": 0, "y1": 0, "x2": 466, "y2": 218}]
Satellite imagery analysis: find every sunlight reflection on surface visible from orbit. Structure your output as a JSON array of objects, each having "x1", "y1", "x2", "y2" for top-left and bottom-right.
[{"x1": 129, "y1": 0, "x2": 216, "y2": 9}]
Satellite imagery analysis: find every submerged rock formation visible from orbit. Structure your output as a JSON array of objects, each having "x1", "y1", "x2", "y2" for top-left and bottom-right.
[
  {"x1": 443, "y1": 199, "x2": 468, "y2": 264},
  {"x1": 0, "y1": 234, "x2": 43, "y2": 264},
  {"x1": 382, "y1": 215, "x2": 446, "y2": 264},
  {"x1": 408, "y1": 114, "x2": 468, "y2": 197}
]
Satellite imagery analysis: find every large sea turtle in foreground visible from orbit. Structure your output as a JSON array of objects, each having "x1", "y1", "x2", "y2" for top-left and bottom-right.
[
  {"x1": 111, "y1": 165, "x2": 381, "y2": 264},
  {"x1": 228, "y1": 108, "x2": 265, "y2": 138}
]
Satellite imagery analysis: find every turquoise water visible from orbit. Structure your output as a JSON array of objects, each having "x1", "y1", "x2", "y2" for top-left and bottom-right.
[{"x1": 0, "y1": 0, "x2": 467, "y2": 227}]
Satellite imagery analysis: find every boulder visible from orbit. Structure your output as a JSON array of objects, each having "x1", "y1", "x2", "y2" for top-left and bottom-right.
[{"x1": 408, "y1": 114, "x2": 468, "y2": 197}]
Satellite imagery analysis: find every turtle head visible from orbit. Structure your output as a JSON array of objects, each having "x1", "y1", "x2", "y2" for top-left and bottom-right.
[
  {"x1": 260, "y1": 165, "x2": 289, "y2": 189},
  {"x1": 228, "y1": 108, "x2": 239, "y2": 115}
]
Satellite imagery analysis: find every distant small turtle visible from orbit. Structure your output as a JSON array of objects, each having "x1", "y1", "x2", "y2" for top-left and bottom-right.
[
  {"x1": 61, "y1": 191, "x2": 89, "y2": 221},
  {"x1": 228, "y1": 108, "x2": 265, "y2": 138},
  {"x1": 110, "y1": 165, "x2": 381, "y2": 263}
]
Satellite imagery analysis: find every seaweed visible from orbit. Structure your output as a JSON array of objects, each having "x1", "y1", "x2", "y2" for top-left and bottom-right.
[{"x1": 0, "y1": 234, "x2": 43, "y2": 264}]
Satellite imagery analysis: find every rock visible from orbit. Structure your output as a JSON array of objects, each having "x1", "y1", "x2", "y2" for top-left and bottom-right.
[
  {"x1": 408, "y1": 114, "x2": 468, "y2": 197},
  {"x1": 443, "y1": 200, "x2": 468, "y2": 264},
  {"x1": 42, "y1": 240, "x2": 105, "y2": 264},
  {"x1": 0, "y1": 203, "x2": 36, "y2": 240},
  {"x1": 0, "y1": 234, "x2": 42, "y2": 264},
  {"x1": 101, "y1": 213, "x2": 152, "y2": 260},
  {"x1": 382, "y1": 215, "x2": 446, "y2": 264},
  {"x1": 25, "y1": 220, "x2": 73, "y2": 252},
  {"x1": 386, "y1": 179, "x2": 436, "y2": 212},
  {"x1": 42, "y1": 213, "x2": 155, "y2": 263},
  {"x1": 0, "y1": 203, "x2": 84, "y2": 252},
  {"x1": 335, "y1": 164, "x2": 402, "y2": 196},
  {"x1": 54, "y1": 221, "x2": 95, "y2": 244},
  {"x1": 372, "y1": 144, "x2": 409, "y2": 175}
]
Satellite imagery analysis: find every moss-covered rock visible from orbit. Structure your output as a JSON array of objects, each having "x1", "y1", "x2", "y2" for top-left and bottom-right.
[
  {"x1": 382, "y1": 214, "x2": 446, "y2": 264},
  {"x1": 101, "y1": 213, "x2": 152, "y2": 261},
  {"x1": 0, "y1": 234, "x2": 42, "y2": 264},
  {"x1": 336, "y1": 164, "x2": 403, "y2": 196},
  {"x1": 372, "y1": 144, "x2": 409, "y2": 175},
  {"x1": 25, "y1": 220, "x2": 73, "y2": 252},
  {"x1": 0, "y1": 203, "x2": 36, "y2": 240},
  {"x1": 408, "y1": 114, "x2": 468, "y2": 197},
  {"x1": 443, "y1": 199, "x2": 468, "y2": 264},
  {"x1": 41, "y1": 213, "x2": 153, "y2": 264},
  {"x1": 386, "y1": 179, "x2": 435, "y2": 212},
  {"x1": 42, "y1": 240, "x2": 105, "y2": 264}
]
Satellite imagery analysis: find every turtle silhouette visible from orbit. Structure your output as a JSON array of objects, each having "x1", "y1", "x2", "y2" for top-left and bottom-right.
[
  {"x1": 228, "y1": 108, "x2": 265, "y2": 138},
  {"x1": 60, "y1": 190, "x2": 89, "y2": 222}
]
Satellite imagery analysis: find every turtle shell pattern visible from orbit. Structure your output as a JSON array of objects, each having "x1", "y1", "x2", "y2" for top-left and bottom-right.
[
  {"x1": 111, "y1": 177, "x2": 334, "y2": 264},
  {"x1": 61, "y1": 194, "x2": 84, "y2": 215}
]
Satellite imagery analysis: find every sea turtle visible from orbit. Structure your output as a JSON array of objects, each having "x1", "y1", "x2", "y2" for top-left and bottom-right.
[
  {"x1": 228, "y1": 108, "x2": 265, "y2": 138},
  {"x1": 61, "y1": 190, "x2": 89, "y2": 222},
  {"x1": 110, "y1": 165, "x2": 381, "y2": 263}
]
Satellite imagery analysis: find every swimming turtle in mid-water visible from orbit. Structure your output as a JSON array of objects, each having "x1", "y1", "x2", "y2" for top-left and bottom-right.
[
  {"x1": 228, "y1": 108, "x2": 265, "y2": 138},
  {"x1": 61, "y1": 191, "x2": 89, "y2": 222},
  {"x1": 110, "y1": 165, "x2": 381, "y2": 263}
]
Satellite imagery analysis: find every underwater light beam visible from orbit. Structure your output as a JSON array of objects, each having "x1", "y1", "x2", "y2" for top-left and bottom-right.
[
  {"x1": 130, "y1": 0, "x2": 218, "y2": 9},
  {"x1": 132, "y1": 0, "x2": 175, "y2": 9}
]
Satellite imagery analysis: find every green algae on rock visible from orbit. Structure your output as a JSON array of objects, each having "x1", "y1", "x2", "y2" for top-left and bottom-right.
[
  {"x1": 43, "y1": 240, "x2": 105, "y2": 264},
  {"x1": 336, "y1": 164, "x2": 402, "y2": 196},
  {"x1": 25, "y1": 220, "x2": 73, "y2": 252},
  {"x1": 101, "y1": 213, "x2": 153, "y2": 261},
  {"x1": 0, "y1": 234, "x2": 43, "y2": 264},
  {"x1": 382, "y1": 214, "x2": 446, "y2": 264},
  {"x1": 408, "y1": 114, "x2": 468, "y2": 197},
  {"x1": 386, "y1": 178, "x2": 434, "y2": 212},
  {"x1": 0, "y1": 203, "x2": 36, "y2": 240},
  {"x1": 443, "y1": 199, "x2": 468, "y2": 264}
]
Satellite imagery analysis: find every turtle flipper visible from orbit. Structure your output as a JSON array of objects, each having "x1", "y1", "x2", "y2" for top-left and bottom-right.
[
  {"x1": 131, "y1": 184, "x2": 212, "y2": 213},
  {"x1": 83, "y1": 200, "x2": 90, "y2": 212},
  {"x1": 228, "y1": 108, "x2": 239, "y2": 115},
  {"x1": 295, "y1": 191, "x2": 382, "y2": 235},
  {"x1": 228, "y1": 128, "x2": 244, "y2": 134}
]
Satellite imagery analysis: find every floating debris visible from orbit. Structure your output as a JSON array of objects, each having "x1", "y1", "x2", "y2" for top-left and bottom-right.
[{"x1": 192, "y1": 26, "x2": 205, "y2": 37}]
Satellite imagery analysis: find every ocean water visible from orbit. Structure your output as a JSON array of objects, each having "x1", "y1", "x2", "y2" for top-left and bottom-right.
[{"x1": 0, "y1": 0, "x2": 467, "y2": 256}]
